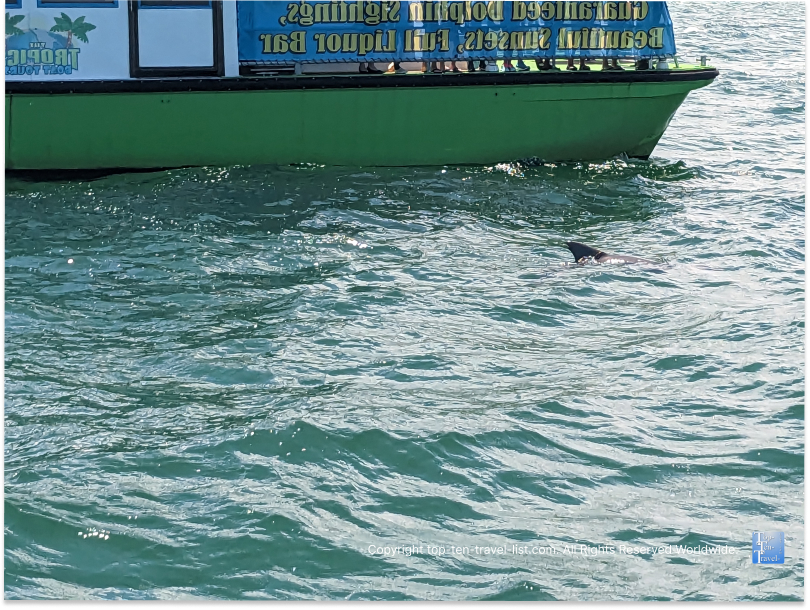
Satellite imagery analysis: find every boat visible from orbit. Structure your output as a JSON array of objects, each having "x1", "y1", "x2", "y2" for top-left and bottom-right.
[{"x1": 5, "y1": 1, "x2": 718, "y2": 171}]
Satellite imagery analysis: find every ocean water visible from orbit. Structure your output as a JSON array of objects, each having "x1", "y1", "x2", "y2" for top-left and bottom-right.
[{"x1": 4, "y1": 2, "x2": 804, "y2": 601}]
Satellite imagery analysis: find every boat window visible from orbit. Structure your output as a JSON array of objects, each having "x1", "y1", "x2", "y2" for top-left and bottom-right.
[
  {"x1": 6, "y1": 0, "x2": 22, "y2": 8},
  {"x1": 37, "y1": 0, "x2": 118, "y2": 6},
  {"x1": 138, "y1": 0, "x2": 212, "y2": 7}
]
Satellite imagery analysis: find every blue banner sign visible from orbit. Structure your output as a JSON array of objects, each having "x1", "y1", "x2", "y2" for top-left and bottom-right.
[{"x1": 237, "y1": 1, "x2": 676, "y2": 63}]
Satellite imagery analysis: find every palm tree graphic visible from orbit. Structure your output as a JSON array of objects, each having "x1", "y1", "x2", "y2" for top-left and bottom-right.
[
  {"x1": 50, "y1": 13, "x2": 95, "y2": 48},
  {"x1": 6, "y1": 12, "x2": 24, "y2": 38}
]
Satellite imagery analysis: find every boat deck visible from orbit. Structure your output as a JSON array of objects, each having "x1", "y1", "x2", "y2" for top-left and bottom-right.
[
  {"x1": 297, "y1": 59, "x2": 707, "y2": 77},
  {"x1": 5, "y1": 61, "x2": 718, "y2": 95}
]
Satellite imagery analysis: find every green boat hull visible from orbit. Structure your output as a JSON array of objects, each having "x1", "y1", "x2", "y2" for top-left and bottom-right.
[{"x1": 5, "y1": 74, "x2": 715, "y2": 170}]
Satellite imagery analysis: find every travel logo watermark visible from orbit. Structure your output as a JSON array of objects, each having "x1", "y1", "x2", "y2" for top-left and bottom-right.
[
  {"x1": 752, "y1": 532, "x2": 784, "y2": 564},
  {"x1": 366, "y1": 543, "x2": 739, "y2": 558}
]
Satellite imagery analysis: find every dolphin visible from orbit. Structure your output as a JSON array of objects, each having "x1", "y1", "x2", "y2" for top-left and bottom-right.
[{"x1": 566, "y1": 241, "x2": 656, "y2": 265}]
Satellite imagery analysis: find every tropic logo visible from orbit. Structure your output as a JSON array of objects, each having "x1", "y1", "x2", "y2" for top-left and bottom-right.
[{"x1": 5, "y1": 12, "x2": 96, "y2": 76}]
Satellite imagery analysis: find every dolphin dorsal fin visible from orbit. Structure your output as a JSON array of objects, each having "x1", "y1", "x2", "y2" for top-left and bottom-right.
[{"x1": 566, "y1": 241, "x2": 603, "y2": 262}]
